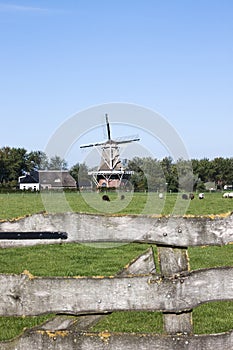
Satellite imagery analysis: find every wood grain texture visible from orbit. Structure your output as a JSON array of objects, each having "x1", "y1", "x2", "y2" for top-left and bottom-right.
[
  {"x1": 158, "y1": 246, "x2": 193, "y2": 334},
  {"x1": 1, "y1": 330, "x2": 233, "y2": 350},
  {"x1": 0, "y1": 212, "x2": 232, "y2": 248},
  {"x1": 0, "y1": 267, "x2": 232, "y2": 316},
  {"x1": 157, "y1": 247, "x2": 189, "y2": 277},
  {"x1": 117, "y1": 247, "x2": 156, "y2": 276}
]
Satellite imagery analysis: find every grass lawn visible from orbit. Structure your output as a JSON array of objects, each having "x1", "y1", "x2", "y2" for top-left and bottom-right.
[
  {"x1": 0, "y1": 191, "x2": 232, "y2": 341},
  {"x1": 0, "y1": 191, "x2": 233, "y2": 220}
]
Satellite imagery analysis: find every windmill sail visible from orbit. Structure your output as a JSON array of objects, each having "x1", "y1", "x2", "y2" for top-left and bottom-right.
[{"x1": 106, "y1": 114, "x2": 111, "y2": 140}]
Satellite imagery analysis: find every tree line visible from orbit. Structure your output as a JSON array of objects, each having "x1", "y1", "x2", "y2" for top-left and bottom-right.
[
  {"x1": 0, "y1": 146, "x2": 232, "y2": 192},
  {"x1": 71, "y1": 156, "x2": 233, "y2": 192},
  {"x1": 127, "y1": 156, "x2": 233, "y2": 192},
  {"x1": 0, "y1": 147, "x2": 67, "y2": 187}
]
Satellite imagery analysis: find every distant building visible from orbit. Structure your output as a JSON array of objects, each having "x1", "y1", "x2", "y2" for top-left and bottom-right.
[
  {"x1": 18, "y1": 170, "x2": 76, "y2": 191},
  {"x1": 204, "y1": 182, "x2": 216, "y2": 192},
  {"x1": 18, "y1": 173, "x2": 40, "y2": 191}
]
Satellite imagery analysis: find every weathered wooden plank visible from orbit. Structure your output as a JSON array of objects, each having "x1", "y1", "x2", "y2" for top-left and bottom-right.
[
  {"x1": 162, "y1": 312, "x2": 193, "y2": 335},
  {"x1": 1, "y1": 330, "x2": 233, "y2": 350},
  {"x1": 0, "y1": 267, "x2": 232, "y2": 316},
  {"x1": 38, "y1": 315, "x2": 78, "y2": 332},
  {"x1": 157, "y1": 246, "x2": 189, "y2": 277},
  {"x1": 39, "y1": 248, "x2": 157, "y2": 336},
  {"x1": 0, "y1": 212, "x2": 232, "y2": 248},
  {"x1": 39, "y1": 314, "x2": 105, "y2": 332},
  {"x1": 117, "y1": 247, "x2": 156, "y2": 276},
  {"x1": 73, "y1": 248, "x2": 156, "y2": 334},
  {"x1": 1, "y1": 249, "x2": 157, "y2": 347},
  {"x1": 158, "y1": 246, "x2": 193, "y2": 334}
]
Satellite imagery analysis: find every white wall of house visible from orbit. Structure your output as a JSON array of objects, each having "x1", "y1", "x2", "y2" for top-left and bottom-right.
[
  {"x1": 19, "y1": 183, "x2": 40, "y2": 191},
  {"x1": 40, "y1": 184, "x2": 52, "y2": 190}
]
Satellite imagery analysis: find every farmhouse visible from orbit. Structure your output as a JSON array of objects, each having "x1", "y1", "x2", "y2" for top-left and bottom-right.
[
  {"x1": 18, "y1": 170, "x2": 76, "y2": 190},
  {"x1": 18, "y1": 173, "x2": 40, "y2": 191}
]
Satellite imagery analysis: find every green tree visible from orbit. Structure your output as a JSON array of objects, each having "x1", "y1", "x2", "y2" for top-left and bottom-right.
[
  {"x1": 224, "y1": 158, "x2": 233, "y2": 185},
  {"x1": 140, "y1": 157, "x2": 166, "y2": 192},
  {"x1": 127, "y1": 157, "x2": 147, "y2": 191},
  {"x1": 128, "y1": 157, "x2": 167, "y2": 192},
  {"x1": 176, "y1": 158, "x2": 194, "y2": 192},
  {"x1": 167, "y1": 165, "x2": 179, "y2": 192},
  {"x1": 70, "y1": 163, "x2": 90, "y2": 189},
  {"x1": 191, "y1": 157, "x2": 233, "y2": 189},
  {"x1": 192, "y1": 158, "x2": 211, "y2": 183},
  {"x1": 48, "y1": 156, "x2": 68, "y2": 170},
  {"x1": 26, "y1": 151, "x2": 49, "y2": 171},
  {"x1": 161, "y1": 157, "x2": 178, "y2": 192},
  {"x1": 210, "y1": 157, "x2": 233, "y2": 188},
  {"x1": 0, "y1": 147, "x2": 28, "y2": 184}
]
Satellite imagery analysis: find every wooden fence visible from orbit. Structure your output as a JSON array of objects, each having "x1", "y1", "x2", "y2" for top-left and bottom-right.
[{"x1": 0, "y1": 212, "x2": 233, "y2": 349}]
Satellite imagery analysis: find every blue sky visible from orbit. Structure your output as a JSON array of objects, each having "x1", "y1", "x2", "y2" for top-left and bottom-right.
[{"x1": 0, "y1": 0, "x2": 233, "y2": 167}]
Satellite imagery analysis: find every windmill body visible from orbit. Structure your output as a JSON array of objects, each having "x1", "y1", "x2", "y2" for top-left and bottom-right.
[{"x1": 80, "y1": 115, "x2": 139, "y2": 189}]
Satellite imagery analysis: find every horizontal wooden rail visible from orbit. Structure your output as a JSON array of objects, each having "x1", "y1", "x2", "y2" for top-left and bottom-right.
[
  {"x1": 0, "y1": 212, "x2": 233, "y2": 247},
  {"x1": 0, "y1": 215, "x2": 232, "y2": 349},
  {"x1": 1, "y1": 329, "x2": 233, "y2": 350},
  {"x1": 0, "y1": 267, "x2": 232, "y2": 316}
]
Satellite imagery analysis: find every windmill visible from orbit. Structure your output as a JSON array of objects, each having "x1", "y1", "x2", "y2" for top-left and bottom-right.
[{"x1": 80, "y1": 114, "x2": 140, "y2": 188}]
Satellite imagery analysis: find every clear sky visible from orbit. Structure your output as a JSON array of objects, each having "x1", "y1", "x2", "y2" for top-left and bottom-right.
[{"x1": 0, "y1": 0, "x2": 233, "y2": 167}]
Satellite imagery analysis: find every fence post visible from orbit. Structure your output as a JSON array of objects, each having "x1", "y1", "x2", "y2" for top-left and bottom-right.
[{"x1": 157, "y1": 245, "x2": 193, "y2": 335}]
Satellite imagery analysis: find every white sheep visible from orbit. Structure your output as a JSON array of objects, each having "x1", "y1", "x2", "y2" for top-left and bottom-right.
[{"x1": 223, "y1": 192, "x2": 233, "y2": 198}]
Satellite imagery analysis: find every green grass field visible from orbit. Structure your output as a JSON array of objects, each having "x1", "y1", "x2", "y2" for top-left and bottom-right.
[
  {"x1": 0, "y1": 191, "x2": 232, "y2": 341},
  {"x1": 0, "y1": 191, "x2": 233, "y2": 220}
]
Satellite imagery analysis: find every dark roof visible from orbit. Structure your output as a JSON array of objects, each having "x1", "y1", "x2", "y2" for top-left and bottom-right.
[
  {"x1": 38, "y1": 171, "x2": 76, "y2": 188},
  {"x1": 19, "y1": 174, "x2": 38, "y2": 184},
  {"x1": 19, "y1": 171, "x2": 77, "y2": 188}
]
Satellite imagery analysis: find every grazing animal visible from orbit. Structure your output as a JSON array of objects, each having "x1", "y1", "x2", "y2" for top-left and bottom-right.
[
  {"x1": 102, "y1": 195, "x2": 110, "y2": 202},
  {"x1": 182, "y1": 194, "x2": 188, "y2": 200},
  {"x1": 223, "y1": 192, "x2": 233, "y2": 198},
  {"x1": 159, "y1": 193, "x2": 164, "y2": 199},
  {"x1": 189, "y1": 193, "x2": 195, "y2": 200},
  {"x1": 199, "y1": 193, "x2": 204, "y2": 199},
  {"x1": 120, "y1": 195, "x2": 125, "y2": 200}
]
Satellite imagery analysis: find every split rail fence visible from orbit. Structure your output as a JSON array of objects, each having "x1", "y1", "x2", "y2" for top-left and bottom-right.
[{"x1": 0, "y1": 212, "x2": 232, "y2": 349}]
